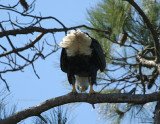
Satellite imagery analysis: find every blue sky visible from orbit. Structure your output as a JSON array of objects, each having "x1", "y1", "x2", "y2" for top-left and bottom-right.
[{"x1": 0, "y1": 0, "x2": 107, "y2": 124}]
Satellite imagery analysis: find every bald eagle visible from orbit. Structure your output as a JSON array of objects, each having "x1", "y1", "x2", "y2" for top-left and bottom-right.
[{"x1": 59, "y1": 30, "x2": 106, "y2": 95}]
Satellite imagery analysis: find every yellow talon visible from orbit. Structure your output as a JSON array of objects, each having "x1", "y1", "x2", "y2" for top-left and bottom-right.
[
  {"x1": 89, "y1": 84, "x2": 98, "y2": 96},
  {"x1": 70, "y1": 83, "x2": 78, "y2": 94}
]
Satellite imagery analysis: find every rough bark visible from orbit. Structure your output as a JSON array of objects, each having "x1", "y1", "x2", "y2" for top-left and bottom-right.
[
  {"x1": 1, "y1": 92, "x2": 160, "y2": 124},
  {"x1": 136, "y1": 55, "x2": 160, "y2": 73}
]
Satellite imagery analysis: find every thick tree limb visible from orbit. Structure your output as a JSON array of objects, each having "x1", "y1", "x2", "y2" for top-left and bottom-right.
[
  {"x1": 136, "y1": 55, "x2": 160, "y2": 73},
  {"x1": 125, "y1": 0, "x2": 159, "y2": 61},
  {"x1": 1, "y1": 92, "x2": 160, "y2": 124}
]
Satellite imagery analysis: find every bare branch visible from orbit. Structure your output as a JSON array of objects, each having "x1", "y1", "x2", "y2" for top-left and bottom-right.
[
  {"x1": 1, "y1": 92, "x2": 160, "y2": 124},
  {"x1": 0, "y1": 25, "x2": 110, "y2": 38},
  {"x1": 0, "y1": 33, "x2": 44, "y2": 58},
  {"x1": 32, "y1": 63, "x2": 40, "y2": 79},
  {"x1": 0, "y1": 74, "x2": 10, "y2": 91}
]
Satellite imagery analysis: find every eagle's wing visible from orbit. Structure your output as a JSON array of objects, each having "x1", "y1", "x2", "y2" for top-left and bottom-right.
[
  {"x1": 60, "y1": 48, "x2": 68, "y2": 73},
  {"x1": 91, "y1": 38, "x2": 106, "y2": 72}
]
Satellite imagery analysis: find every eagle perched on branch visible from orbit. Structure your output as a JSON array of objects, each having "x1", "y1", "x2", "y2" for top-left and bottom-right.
[{"x1": 59, "y1": 30, "x2": 106, "y2": 95}]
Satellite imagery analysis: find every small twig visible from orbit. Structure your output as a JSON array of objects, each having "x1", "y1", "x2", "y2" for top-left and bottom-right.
[
  {"x1": 128, "y1": 88, "x2": 136, "y2": 94},
  {"x1": 32, "y1": 63, "x2": 40, "y2": 79},
  {"x1": 0, "y1": 74, "x2": 10, "y2": 91},
  {"x1": 91, "y1": 104, "x2": 95, "y2": 109},
  {"x1": 0, "y1": 23, "x2": 15, "y2": 49},
  {"x1": 136, "y1": 105, "x2": 144, "y2": 115},
  {"x1": 0, "y1": 45, "x2": 7, "y2": 51},
  {"x1": 38, "y1": 114, "x2": 47, "y2": 123}
]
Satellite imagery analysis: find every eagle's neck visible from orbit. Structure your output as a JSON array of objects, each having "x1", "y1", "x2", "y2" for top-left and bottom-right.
[{"x1": 59, "y1": 30, "x2": 92, "y2": 56}]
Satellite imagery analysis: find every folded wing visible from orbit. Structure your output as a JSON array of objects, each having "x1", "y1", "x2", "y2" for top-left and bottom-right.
[
  {"x1": 90, "y1": 38, "x2": 106, "y2": 72},
  {"x1": 60, "y1": 48, "x2": 68, "y2": 73}
]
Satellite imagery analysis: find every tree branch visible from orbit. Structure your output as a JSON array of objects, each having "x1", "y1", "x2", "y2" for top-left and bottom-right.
[
  {"x1": 0, "y1": 33, "x2": 44, "y2": 58},
  {"x1": 0, "y1": 25, "x2": 110, "y2": 38},
  {"x1": 136, "y1": 54, "x2": 160, "y2": 73},
  {"x1": 2, "y1": 92, "x2": 160, "y2": 124}
]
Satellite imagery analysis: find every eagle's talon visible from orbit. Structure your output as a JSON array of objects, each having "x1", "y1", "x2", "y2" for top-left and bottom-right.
[
  {"x1": 89, "y1": 90, "x2": 98, "y2": 96},
  {"x1": 68, "y1": 90, "x2": 78, "y2": 95},
  {"x1": 69, "y1": 84, "x2": 78, "y2": 94},
  {"x1": 88, "y1": 84, "x2": 97, "y2": 96},
  {"x1": 71, "y1": 90, "x2": 78, "y2": 94}
]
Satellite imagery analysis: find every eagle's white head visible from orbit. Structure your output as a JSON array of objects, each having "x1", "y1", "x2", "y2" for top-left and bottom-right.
[
  {"x1": 59, "y1": 29, "x2": 92, "y2": 56},
  {"x1": 75, "y1": 75, "x2": 89, "y2": 92}
]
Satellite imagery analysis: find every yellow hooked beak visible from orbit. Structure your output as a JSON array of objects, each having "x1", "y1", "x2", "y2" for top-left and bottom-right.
[
  {"x1": 78, "y1": 86, "x2": 87, "y2": 92},
  {"x1": 79, "y1": 87, "x2": 83, "y2": 92}
]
